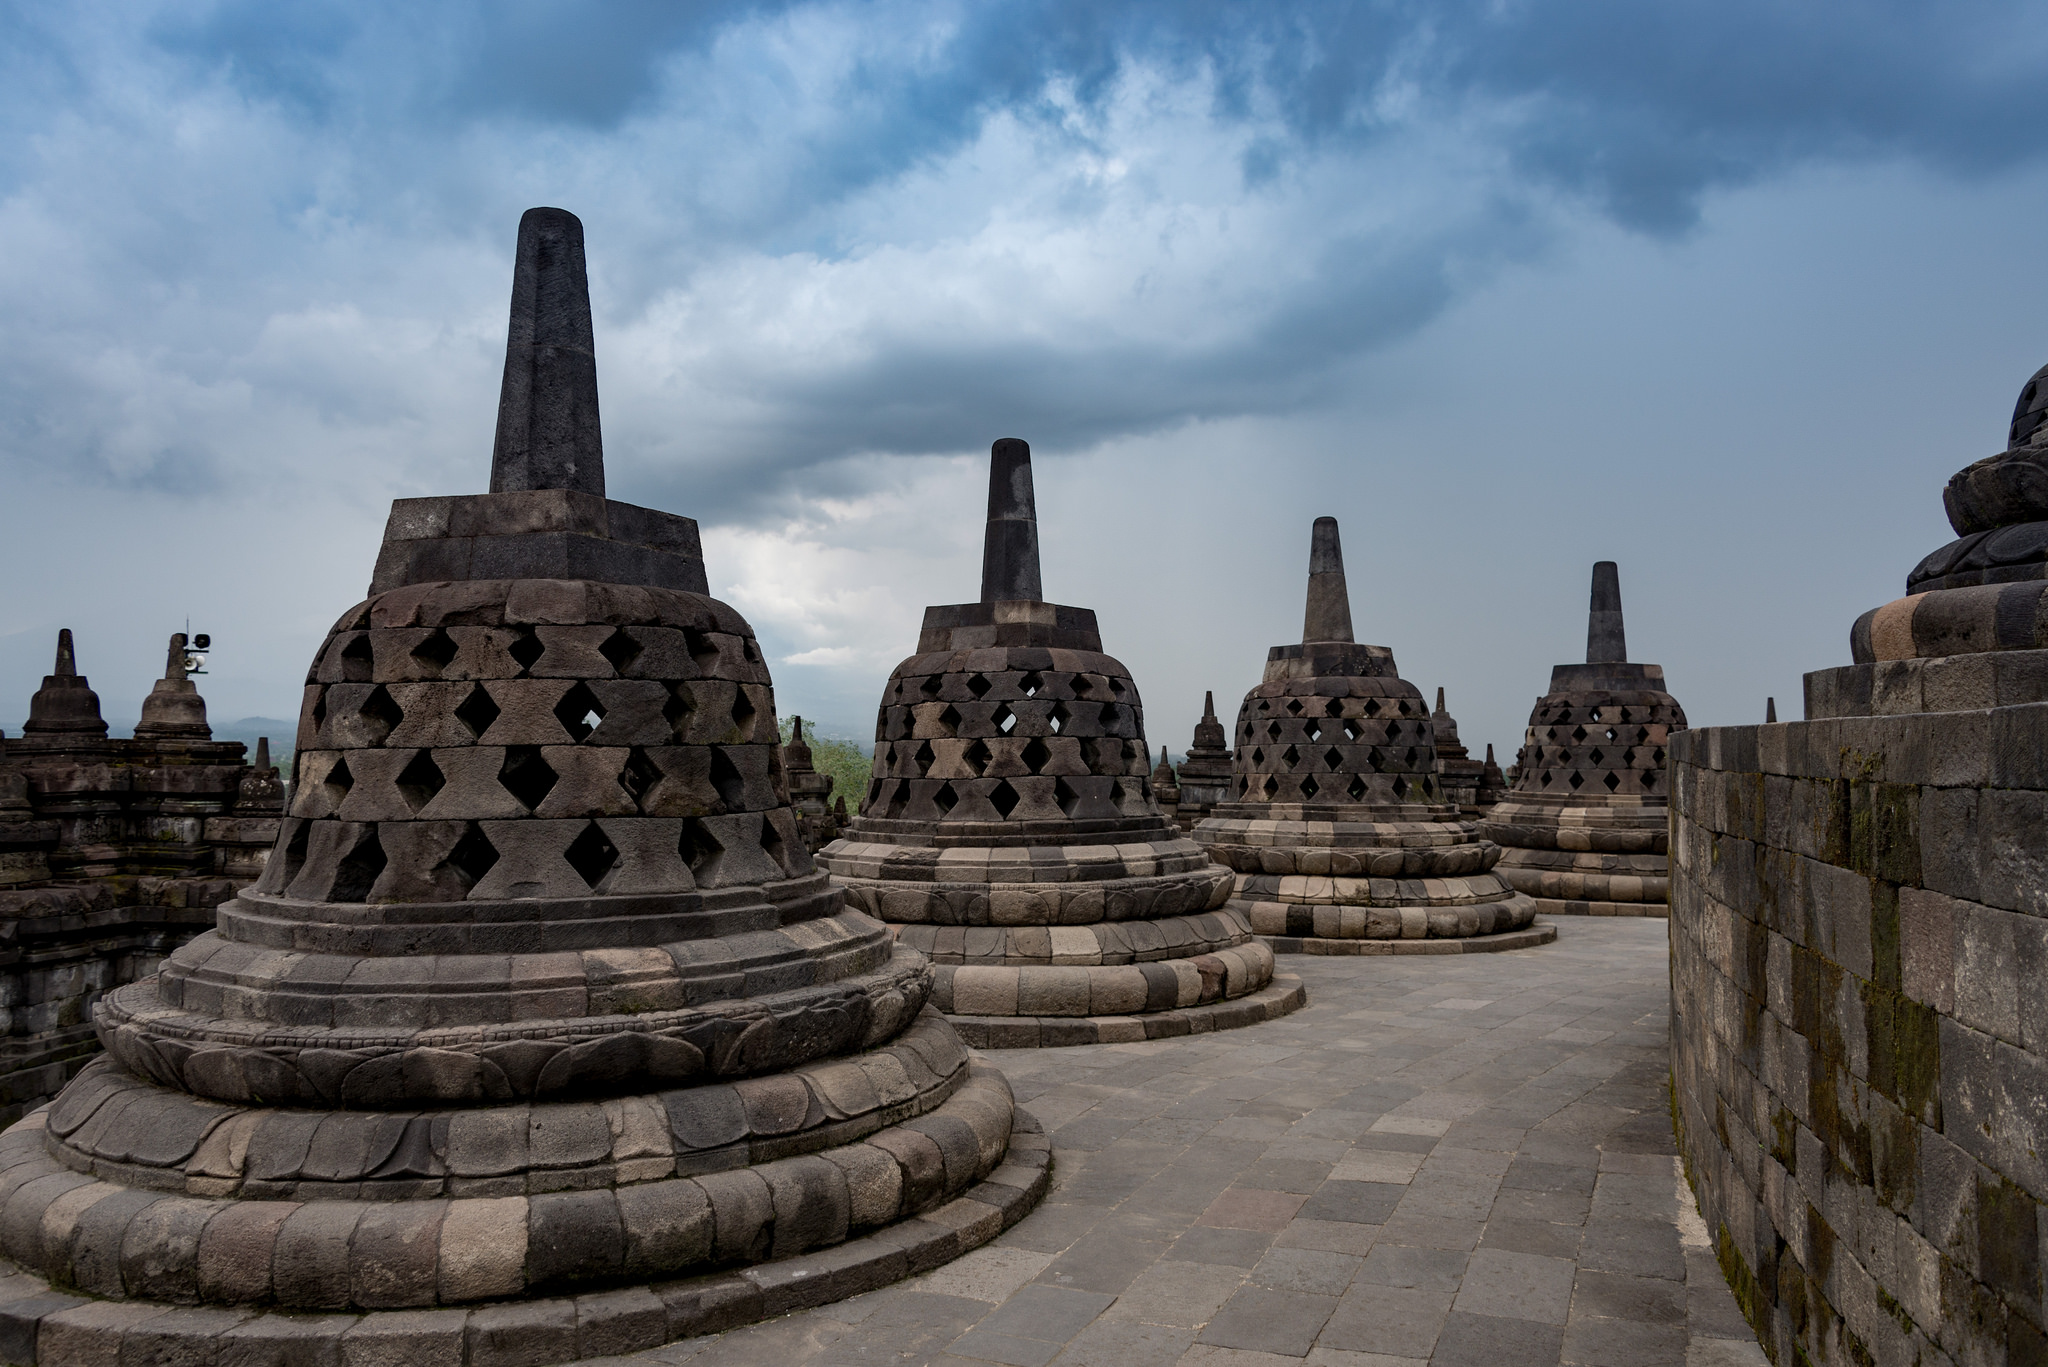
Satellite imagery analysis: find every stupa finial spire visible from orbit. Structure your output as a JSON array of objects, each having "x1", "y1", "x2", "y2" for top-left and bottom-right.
[
  {"x1": 979, "y1": 438, "x2": 1042, "y2": 602},
  {"x1": 1303, "y1": 516, "x2": 1354, "y2": 643},
  {"x1": 1587, "y1": 561, "x2": 1626, "y2": 664},
  {"x1": 1202, "y1": 690, "x2": 1217, "y2": 720},
  {"x1": 490, "y1": 207, "x2": 605, "y2": 498},
  {"x1": 53, "y1": 628, "x2": 75, "y2": 677}
]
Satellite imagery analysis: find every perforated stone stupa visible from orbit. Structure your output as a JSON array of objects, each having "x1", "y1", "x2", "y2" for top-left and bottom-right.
[
  {"x1": 817, "y1": 441, "x2": 1304, "y2": 1047},
  {"x1": 1191, "y1": 519, "x2": 1546, "y2": 954},
  {"x1": 1480, "y1": 562, "x2": 1688, "y2": 917},
  {"x1": 0, "y1": 208, "x2": 1044, "y2": 1363}
]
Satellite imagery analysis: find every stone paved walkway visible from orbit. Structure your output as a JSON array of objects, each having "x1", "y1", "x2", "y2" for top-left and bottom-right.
[{"x1": 603, "y1": 921, "x2": 1766, "y2": 1367}]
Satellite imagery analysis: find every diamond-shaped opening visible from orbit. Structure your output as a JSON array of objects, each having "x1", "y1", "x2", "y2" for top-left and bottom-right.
[
  {"x1": 499, "y1": 747, "x2": 560, "y2": 812},
  {"x1": 1305, "y1": 719, "x2": 1323, "y2": 742},
  {"x1": 1251, "y1": 747, "x2": 1265, "y2": 766},
  {"x1": 914, "y1": 740, "x2": 936, "y2": 777},
  {"x1": 1567, "y1": 770, "x2": 1585, "y2": 789},
  {"x1": 1020, "y1": 672, "x2": 1044, "y2": 697},
  {"x1": 1588, "y1": 748, "x2": 1605, "y2": 766},
  {"x1": 938, "y1": 704, "x2": 962, "y2": 736},
  {"x1": 1654, "y1": 748, "x2": 1666, "y2": 765},
  {"x1": 621, "y1": 748, "x2": 664, "y2": 808},
  {"x1": 1364, "y1": 698, "x2": 1381, "y2": 717},
  {"x1": 323, "y1": 756, "x2": 355, "y2": 808},
  {"x1": 679, "y1": 818, "x2": 723, "y2": 879},
  {"x1": 1261, "y1": 774, "x2": 1278, "y2": 798},
  {"x1": 340, "y1": 634, "x2": 375, "y2": 682},
  {"x1": 411, "y1": 630, "x2": 458, "y2": 675},
  {"x1": 1325, "y1": 698, "x2": 1344, "y2": 717},
  {"x1": 1266, "y1": 721, "x2": 1282, "y2": 740},
  {"x1": 1571, "y1": 725, "x2": 1589, "y2": 741},
  {"x1": 456, "y1": 684, "x2": 502, "y2": 740},
  {"x1": 1301, "y1": 775, "x2": 1320, "y2": 799},
  {"x1": 1368, "y1": 747, "x2": 1384, "y2": 769},
  {"x1": 1404, "y1": 747, "x2": 1419, "y2": 766},
  {"x1": 1622, "y1": 748, "x2": 1638, "y2": 766},
  {"x1": 1237, "y1": 776, "x2": 1251, "y2": 796},
  {"x1": 933, "y1": 781, "x2": 959, "y2": 816},
  {"x1": 312, "y1": 689, "x2": 329, "y2": 729},
  {"x1": 1590, "y1": 707, "x2": 1603, "y2": 721},
  {"x1": 563, "y1": 822, "x2": 618, "y2": 889},
  {"x1": 1282, "y1": 745, "x2": 1301, "y2": 768},
  {"x1": 330, "y1": 827, "x2": 386, "y2": 902},
  {"x1": 1285, "y1": 698, "x2": 1304, "y2": 715},
  {"x1": 866, "y1": 778, "x2": 884, "y2": 807},
  {"x1": 395, "y1": 751, "x2": 445, "y2": 814},
  {"x1": 507, "y1": 630, "x2": 546, "y2": 674},
  {"x1": 1637, "y1": 727, "x2": 1652, "y2": 743},
  {"x1": 709, "y1": 747, "x2": 746, "y2": 809},
  {"x1": 759, "y1": 812, "x2": 789, "y2": 872},
  {"x1": 1022, "y1": 737, "x2": 1052, "y2": 774},
  {"x1": 1343, "y1": 719, "x2": 1364, "y2": 742},
  {"x1": 1605, "y1": 728, "x2": 1618, "y2": 742},
  {"x1": 743, "y1": 639, "x2": 761, "y2": 663},
  {"x1": 966, "y1": 674, "x2": 991, "y2": 699},
  {"x1": 1642, "y1": 770, "x2": 1659, "y2": 789},
  {"x1": 1603, "y1": 771, "x2": 1622, "y2": 791},
  {"x1": 1540, "y1": 771, "x2": 1554, "y2": 787},
  {"x1": 990, "y1": 779, "x2": 1021, "y2": 818},
  {"x1": 964, "y1": 738, "x2": 992, "y2": 777},
  {"x1": 358, "y1": 686, "x2": 403, "y2": 746},
  {"x1": 994, "y1": 704, "x2": 1016, "y2": 734},
  {"x1": 1049, "y1": 703, "x2": 1071, "y2": 735},
  {"x1": 1071, "y1": 675, "x2": 1094, "y2": 696},
  {"x1": 555, "y1": 681, "x2": 608, "y2": 742},
  {"x1": 1243, "y1": 725, "x2": 1256, "y2": 742},
  {"x1": 683, "y1": 628, "x2": 720, "y2": 668},
  {"x1": 729, "y1": 688, "x2": 758, "y2": 741},
  {"x1": 1256, "y1": 700, "x2": 1270, "y2": 714},
  {"x1": 276, "y1": 819, "x2": 311, "y2": 888},
  {"x1": 599, "y1": 628, "x2": 642, "y2": 675},
  {"x1": 1347, "y1": 774, "x2": 1368, "y2": 800},
  {"x1": 1325, "y1": 746, "x2": 1344, "y2": 770},
  {"x1": 1099, "y1": 703, "x2": 1120, "y2": 732},
  {"x1": 1620, "y1": 707, "x2": 1634, "y2": 722},
  {"x1": 916, "y1": 676, "x2": 944, "y2": 701},
  {"x1": 1054, "y1": 777, "x2": 1080, "y2": 817}
]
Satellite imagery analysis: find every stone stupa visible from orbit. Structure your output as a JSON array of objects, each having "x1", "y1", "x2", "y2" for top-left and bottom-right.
[
  {"x1": 1480, "y1": 562, "x2": 1688, "y2": 916},
  {"x1": 817, "y1": 440, "x2": 1304, "y2": 1047},
  {"x1": 1191, "y1": 518, "x2": 1548, "y2": 953},
  {"x1": 0, "y1": 208, "x2": 1044, "y2": 1363},
  {"x1": 1169, "y1": 692, "x2": 1234, "y2": 832},
  {"x1": 1429, "y1": 687, "x2": 1488, "y2": 817}
]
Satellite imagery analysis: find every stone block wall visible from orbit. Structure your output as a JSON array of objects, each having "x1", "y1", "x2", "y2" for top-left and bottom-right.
[{"x1": 1669, "y1": 707, "x2": 2048, "y2": 1367}]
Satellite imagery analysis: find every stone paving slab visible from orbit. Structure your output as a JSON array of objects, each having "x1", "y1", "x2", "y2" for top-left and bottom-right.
[{"x1": 594, "y1": 920, "x2": 1767, "y2": 1367}]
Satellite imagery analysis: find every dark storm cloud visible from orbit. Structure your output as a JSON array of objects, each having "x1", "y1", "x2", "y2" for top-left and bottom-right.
[{"x1": 0, "y1": 0, "x2": 2040, "y2": 516}]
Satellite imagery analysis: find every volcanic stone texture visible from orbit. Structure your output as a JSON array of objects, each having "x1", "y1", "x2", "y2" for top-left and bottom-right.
[
  {"x1": 1193, "y1": 519, "x2": 1542, "y2": 955},
  {"x1": 1669, "y1": 709, "x2": 2048, "y2": 1367}
]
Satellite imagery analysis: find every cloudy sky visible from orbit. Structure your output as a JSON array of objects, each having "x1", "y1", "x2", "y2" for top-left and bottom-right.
[{"x1": 1, "y1": 1, "x2": 2044, "y2": 765}]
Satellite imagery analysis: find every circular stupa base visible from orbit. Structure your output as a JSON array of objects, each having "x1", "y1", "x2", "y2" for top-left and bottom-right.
[
  {"x1": 1263, "y1": 924, "x2": 1556, "y2": 955},
  {"x1": 1528, "y1": 897, "x2": 1667, "y2": 918},
  {"x1": 0, "y1": 1105, "x2": 1049, "y2": 1366},
  {"x1": 947, "y1": 973, "x2": 1307, "y2": 1047}
]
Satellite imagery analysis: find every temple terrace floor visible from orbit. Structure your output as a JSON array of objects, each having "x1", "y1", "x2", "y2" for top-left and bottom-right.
[{"x1": 598, "y1": 920, "x2": 1766, "y2": 1367}]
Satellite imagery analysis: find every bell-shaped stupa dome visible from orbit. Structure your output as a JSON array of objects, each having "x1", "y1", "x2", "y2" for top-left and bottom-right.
[
  {"x1": 1192, "y1": 518, "x2": 1546, "y2": 952},
  {"x1": 818, "y1": 440, "x2": 1304, "y2": 1046},
  {"x1": 1480, "y1": 562, "x2": 1688, "y2": 917},
  {"x1": 0, "y1": 208, "x2": 1043, "y2": 1352}
]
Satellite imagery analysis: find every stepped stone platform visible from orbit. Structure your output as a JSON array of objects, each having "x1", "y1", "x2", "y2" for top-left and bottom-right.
[
  {"x1": 1482, "y1": 563, "x2": 1688, "y2": 918},
  {"x1": 817, "y1": 441, "x2": 1304, "y2": 1046},
  {"x1": 1193, "y1": 518, "x2": 1546, "y2": 955},
  {"x1": 0, "y1": 207, "x2": 1040, "y2": 1363}
]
